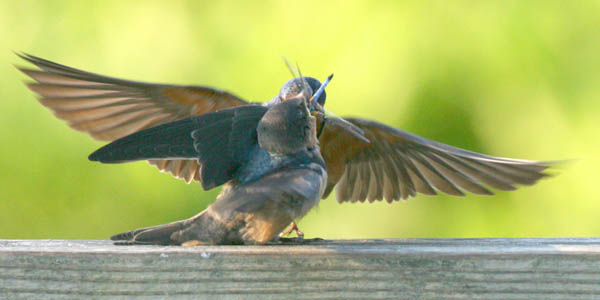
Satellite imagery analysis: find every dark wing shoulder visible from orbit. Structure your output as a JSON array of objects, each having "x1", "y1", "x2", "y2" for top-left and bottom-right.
[
  {"x1": 192, "y1": 105, "x2": 269, "y2": 189},
  {"x1": 89, "y1": 105, "x2": 268, "y2": 190},
  {"x1": 321, "y1": 117, "x2": 554, "y2": 203},
  {"x1": 17, "y1": 53, "x2": 250, "y2": 183}
]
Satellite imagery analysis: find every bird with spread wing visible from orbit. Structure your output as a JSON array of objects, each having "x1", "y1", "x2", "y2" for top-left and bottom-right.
[{"x1": 17, "y1": 53, "x2": 554, "y2": 244}]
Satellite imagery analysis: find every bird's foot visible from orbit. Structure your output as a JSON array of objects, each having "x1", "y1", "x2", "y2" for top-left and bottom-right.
[{"x1": 280, "y1": 221, "x2": 304, "y2": 238}]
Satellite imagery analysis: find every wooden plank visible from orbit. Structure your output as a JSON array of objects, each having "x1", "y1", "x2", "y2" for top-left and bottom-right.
[{"x1": 1, "y1": 238, "x2": 599, "y2": 299}]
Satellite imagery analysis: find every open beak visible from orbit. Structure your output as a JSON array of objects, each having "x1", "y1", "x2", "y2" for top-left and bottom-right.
[
  {"x1": 308, "y1": 74, "x2": 333, "y2": 110},
  {"x1": 307, "y1": 74, "x2": 369, "y2": 144}
]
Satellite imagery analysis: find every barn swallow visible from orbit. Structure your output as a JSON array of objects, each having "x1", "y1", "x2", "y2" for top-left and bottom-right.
[
  {"x1": 91, "y1": 97, "x2": 327, "y2": 245},
  {"x1": 17, "y1": 53, "x2": 554, "y2": 244}
]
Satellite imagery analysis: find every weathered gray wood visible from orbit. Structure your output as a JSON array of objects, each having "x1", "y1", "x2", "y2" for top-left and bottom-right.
[{"x1": 1, "y1": 238, "x2": 599, "y2": 299}]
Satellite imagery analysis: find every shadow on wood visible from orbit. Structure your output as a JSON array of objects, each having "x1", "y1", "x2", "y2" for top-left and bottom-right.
[{"x1": 1, "y1": 238, "x2": 600, "y2": 299}]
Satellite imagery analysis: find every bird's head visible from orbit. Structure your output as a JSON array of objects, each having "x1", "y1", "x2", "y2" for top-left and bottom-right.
[
  {"x1": 278, "y1": 74, "x2": 369, "y2": 146},
  {"x1": 279, "y1": 75, "x2": 332, "y2": 113},
  {"x1": 257, "y1": 97, "x2": 318, "y2": 155}
]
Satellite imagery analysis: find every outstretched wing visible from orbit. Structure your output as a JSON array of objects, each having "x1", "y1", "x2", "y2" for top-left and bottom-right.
[
  {"x1": 319, "y1": 117, "x2": 553, "y2": 203},
  {"x1": 89, "y1": 105, "x2": 268, "y2": 190},
  {"x1": 17, "y1": 53, "x2": 249, "y2": 182}
]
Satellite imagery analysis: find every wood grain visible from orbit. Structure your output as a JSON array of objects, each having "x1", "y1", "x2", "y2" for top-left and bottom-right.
[{"x1": 1, "y1": 238, "x2": 600, "y2": 299}]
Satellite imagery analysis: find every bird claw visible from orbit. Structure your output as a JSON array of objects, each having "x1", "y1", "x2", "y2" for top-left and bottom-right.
[{"x1": 280, "y1": 221, "x2": 304, "y2": 238}]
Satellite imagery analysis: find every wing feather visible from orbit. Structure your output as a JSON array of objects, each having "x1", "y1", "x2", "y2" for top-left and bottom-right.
[
  {"x1": 320, "y1": 117, "x2": 553, "y2": 203},
  {"x1": 18, "y1": 53, "x2": 249, "y2": 184}
]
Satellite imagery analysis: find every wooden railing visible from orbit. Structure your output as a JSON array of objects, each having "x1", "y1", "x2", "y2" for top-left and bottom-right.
[{"x1": 1, "y1": 238, "x2": 599, "y2": 299}]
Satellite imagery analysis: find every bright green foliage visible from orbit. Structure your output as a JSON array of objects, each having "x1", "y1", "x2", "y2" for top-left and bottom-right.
[{"x1": 0, "y1": 1, "x2": 598, "y2": 239}]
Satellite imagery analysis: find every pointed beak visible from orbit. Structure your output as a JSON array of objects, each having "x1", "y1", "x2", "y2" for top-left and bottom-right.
[{"x1": 309, "y1": 74, "x2": 333, "y2": 110}]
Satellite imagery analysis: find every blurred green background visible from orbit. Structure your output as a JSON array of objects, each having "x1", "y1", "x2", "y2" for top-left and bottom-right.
[{"x1": 1, "y1": 1, "x2": 598, "y2": 240}]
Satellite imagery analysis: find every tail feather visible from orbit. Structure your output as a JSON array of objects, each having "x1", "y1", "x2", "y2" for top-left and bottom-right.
[
  {"x1": 110, "y1": 210, "x2": 212, "y2": 245},
  {"x1": 111, "y1": 220, "x2": 188, "y2": 245}
]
